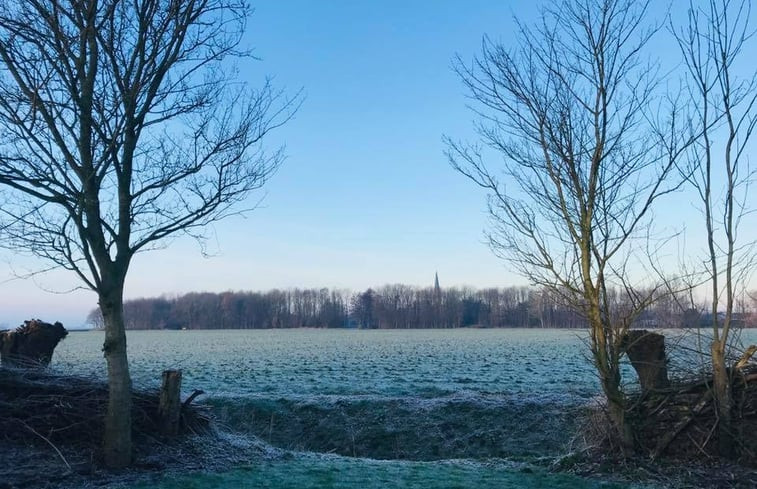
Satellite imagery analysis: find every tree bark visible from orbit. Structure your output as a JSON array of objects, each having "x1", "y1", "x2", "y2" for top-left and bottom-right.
[
  {"x1": 600, "y1": 365, "x2": 634, "y2": 451},
  {"x1": 711, "y1": 341, "x2": 733, "y2": 457},
  {"x1": 607, "y1": 393, "x2": 633, "y2": 452},
  {"x1": 101, "y1": 287, "x2": 133, "y2": 468},
  {"x1": 591, "y1": 302, "x2": 634, "y2": 450}
]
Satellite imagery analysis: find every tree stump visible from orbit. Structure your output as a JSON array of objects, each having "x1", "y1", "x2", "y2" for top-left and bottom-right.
[
  {"x1": 158, "y1": 369, "x2": 182, "y2": 436},
  {"x1": 623, "y1": 330, "x2": 669, "y2": 392},
  {"x1": 0, "y1": 319, "x2": 67, "y2": 367}
]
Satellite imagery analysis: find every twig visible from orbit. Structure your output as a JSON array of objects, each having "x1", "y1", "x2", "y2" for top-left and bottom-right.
[
  {"x1": 18, "y1": 419, "x2": 71, "y2": 471},
  {"x1": 741, "y1": 373, "x2": 757, "y2": 384},
  {"x1": 645, "y1": 394, "x2": 673, "y2": 417},
  {"x1": 698, "y1": 419, "x2": 718, "y2": 452},
  {"x1": 686, "y1": 431, "x2": 712, "y2": 459},
  {"x1": 735, "y1": 345, "x2": 757, "y2": 370},
  {"x1": 652, "y1": 390, "x2": 712, "y2": 459},
  {"x1": 182, "y1": 389, "x2": 205, "y2": 408}
]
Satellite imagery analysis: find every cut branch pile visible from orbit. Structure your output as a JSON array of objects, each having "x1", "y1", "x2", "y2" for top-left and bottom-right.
[
  {"x1": 0, "y1": 367, "x2": 212, "y2": 461},
  {"x1": 627, "y1": 364, "x2": 757, "y2": 464}
]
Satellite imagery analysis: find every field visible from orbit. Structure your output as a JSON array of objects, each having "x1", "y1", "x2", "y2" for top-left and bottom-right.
[{"x1": 50, "y1": 328, "x2": 757, "y2": 488}]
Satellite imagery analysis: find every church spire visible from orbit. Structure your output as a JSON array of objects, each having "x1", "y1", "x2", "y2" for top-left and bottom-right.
[{"x1": 434, "y1": 272, "x2": 440, "y2": 294}]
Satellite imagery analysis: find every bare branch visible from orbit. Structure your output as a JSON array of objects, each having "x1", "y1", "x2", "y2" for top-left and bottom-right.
[
  {"x1": 0, "y1": 0, "x2": 300, "y2": 467},
  {"x1": 447, "y1": 0, "x2": 690, "y2": 447}
]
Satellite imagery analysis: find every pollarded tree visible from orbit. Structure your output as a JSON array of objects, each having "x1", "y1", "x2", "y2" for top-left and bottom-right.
[
  {"x1": 0, "y1": 0, "x2": 298, "y2": 467},
  {"x1": 673, "y1": 0, "x2": 757, "y2": 457},
  {"x1": 446, "y1": 0, "x2": 688, "y2": 448}
]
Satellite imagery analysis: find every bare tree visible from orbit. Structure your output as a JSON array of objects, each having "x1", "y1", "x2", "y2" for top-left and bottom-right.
[
  {"x1": 0, "y1": 0, "x2": 298, "y2": 467},
  {"x1": 85, "y1": 308, "x2": 105, "y2": 330},
  {"x1": 446, "y1": 0, "x2": 688, "y2": 448},
  {"x1": 673, "y1": 0, "x2": 757, "y2": 457}
]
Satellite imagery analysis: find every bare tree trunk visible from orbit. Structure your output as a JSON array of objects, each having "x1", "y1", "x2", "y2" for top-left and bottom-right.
[
  {"x1": 597, "y1": 346, "x2": 633, "y2": 450},
  {"x1": 711, "y1": 341, "x2": 733, "y2": 457},
  {"x1": 590, "y1": 300, "x2": 633, "y2": 449},
  {"x1": 100, "y1": 286, "x2": 133, "y2": 468},
  {"x1": 606, "y1": 390, "x2": 632, "y2": 451}
]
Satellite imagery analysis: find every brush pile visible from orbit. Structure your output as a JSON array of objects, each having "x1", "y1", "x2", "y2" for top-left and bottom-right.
[
  {"x1": 627, "y1": 363, "x2": 757, "y2": 464},
  {"x1": 567, "y1": 363, "x2": 757, "y2": 488},
  {"x1": 0, "y1": 367, "x2": 212, "y2": 461},
  {"x1": 0, "y1": 367, "x2": 280, "y2": 488}
]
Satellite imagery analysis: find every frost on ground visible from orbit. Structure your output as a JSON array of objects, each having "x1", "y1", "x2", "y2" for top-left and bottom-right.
[
  {"x1": 209, "y1": 393, "x2": 584, "y2": 460},
  {"x1": 0, "y1": 431, "x2": 285, "y2": 489},
  {"x1": 14, "y1": 329, "x2": 756, "y2": 489}
]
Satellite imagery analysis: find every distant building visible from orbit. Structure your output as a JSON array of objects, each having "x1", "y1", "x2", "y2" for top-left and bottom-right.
[
  {"x1": 700, "y1": 312, "x2": 748, "y2": 329},
  {"x1": 433, "y1": 271, "x2": 442, "y2": 305}
]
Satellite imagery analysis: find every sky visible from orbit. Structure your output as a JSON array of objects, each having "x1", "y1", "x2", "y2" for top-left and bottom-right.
[{"x1": 0, "y1": 1, "x2": 752, "y2": 328}]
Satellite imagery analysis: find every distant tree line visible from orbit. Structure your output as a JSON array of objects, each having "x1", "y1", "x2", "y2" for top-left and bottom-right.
[
  {"x1": 87, "y1": 289, "x2": 350, "y2": 330},
  {"x1": 86, "y1": 285, "x2": 757, "y2": 330}
]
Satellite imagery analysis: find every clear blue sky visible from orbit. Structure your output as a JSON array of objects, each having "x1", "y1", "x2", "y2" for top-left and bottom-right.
[
  {"x1": 0, "y1": 1, "x2": 535, "y2": 327},
  {"x1": 0, "y1": 1, "x2": 751, "y2": 328}
]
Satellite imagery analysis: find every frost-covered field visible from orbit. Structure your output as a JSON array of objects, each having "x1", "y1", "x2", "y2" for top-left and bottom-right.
[
  {"x1": 55, "y1": 329, "x2": 599, "y2": 399},
  {"x1": 52, "y1": 328, "x2": 757, "y2": 488}
]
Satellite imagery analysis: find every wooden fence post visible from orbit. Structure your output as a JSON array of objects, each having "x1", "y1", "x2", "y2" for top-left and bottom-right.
[{"x1": 159, "y1": 369, "x2": 182, "y2": 436}]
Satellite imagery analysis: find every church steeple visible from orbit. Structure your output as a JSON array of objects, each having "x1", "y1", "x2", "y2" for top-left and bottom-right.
[{"x1": 433, "y1": 272, "x2": 442, "y2": 314}]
